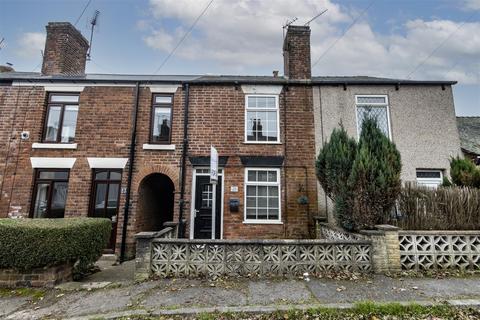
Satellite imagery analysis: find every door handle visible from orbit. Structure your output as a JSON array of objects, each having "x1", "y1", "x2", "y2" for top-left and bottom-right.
[{"x1": 194, "y1": 209, "x2": 199, "y2": 218}]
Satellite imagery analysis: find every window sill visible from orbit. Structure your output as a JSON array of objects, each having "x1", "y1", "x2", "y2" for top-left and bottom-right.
[
  {"x1": 142, "y1": 144, "x2": 175, "y2": 151},
  {"x1": 243, "y1": 142, "x2": 282, "y2": 145},
  {"x1": 243, "y1": 220, "x2": 283, "y2": 225},
  {"x1": 32, "y1": 143, "x2": 77, "y2": 150}
]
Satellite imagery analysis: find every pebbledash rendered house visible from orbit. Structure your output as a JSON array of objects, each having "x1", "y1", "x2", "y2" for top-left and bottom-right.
[{"x1": 0, "y1": 22, "x2": 462, "y2": 258}]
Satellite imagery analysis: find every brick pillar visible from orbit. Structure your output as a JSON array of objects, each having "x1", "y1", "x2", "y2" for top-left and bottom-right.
[
  {"x1": 134, "y1": 232, "x2": 155, "y2": 281},
  {"x1": 361, "y1": 225, "x2": 401, "y2": 274}
]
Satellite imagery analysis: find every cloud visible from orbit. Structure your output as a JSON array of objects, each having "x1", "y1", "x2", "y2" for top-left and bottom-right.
[
  {"x1": 16, "y1": 32, "x2": 46, "y2": 58},
  {"x1": 463, "y1": 0, "x2": 480, "y2": 10},
  {"x1": 141, "y1": 0, "x2": 480, "y2": 84}
]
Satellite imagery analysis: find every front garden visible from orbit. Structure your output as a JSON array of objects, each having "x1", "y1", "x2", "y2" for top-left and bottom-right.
[{"x1": 0, "y1": 217, "x2": 111, "y2": 287}]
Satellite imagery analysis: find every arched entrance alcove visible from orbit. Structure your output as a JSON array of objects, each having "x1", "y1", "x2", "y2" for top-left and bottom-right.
[{"x1": 137, "y1": 173, "x2": 175, "y2": 232}]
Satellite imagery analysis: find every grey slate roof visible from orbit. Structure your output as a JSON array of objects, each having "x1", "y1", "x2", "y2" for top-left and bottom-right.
[
  {"x1": 0, "y1": 72, "x2": 456, "y2": 85},
  {"x1": 457, "y1": 117, "x2": 480, "y2": 156}
]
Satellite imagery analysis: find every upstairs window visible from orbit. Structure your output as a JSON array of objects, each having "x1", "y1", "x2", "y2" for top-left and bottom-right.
[
  {"x1": 43, "y1": 93, "x2": 79, "y2": 143},
  {"x1": 245, "y1": 95, "x2": 279, "y2": 143},
  {"x1": 151, "y1": 94, "x2": 173, "y2": 144},
  {"x1": 416, "y1": 169, "x2": 443, "y2": 188},
  {"x1": 356, "y1": 95, "x2": 391, "y2": 139}
]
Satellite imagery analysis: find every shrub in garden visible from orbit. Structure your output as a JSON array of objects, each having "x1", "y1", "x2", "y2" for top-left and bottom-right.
[
  {"x1": 316, "y1": 118, "x2": 402, "y2": 231},
  {"x1": 0, "y1": 217, "x2": 111, "y2": 276},
  {"x1": 349, "y1": 118, "x2": 402, "y2": 230},
  {"x1": 315, "y1": 124, "x2": 357, "y2": 229},
  {"x1": 447, "y1": 156, "x2": 480, "y2": 188}
]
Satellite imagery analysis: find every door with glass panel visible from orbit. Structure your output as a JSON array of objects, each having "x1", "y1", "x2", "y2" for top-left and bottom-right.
[
  {"x1": 31, "y1": 169, "x2": 69, "y2": 218},
  {"x1": 90, "y1": 169, "x2": 122, "y2": 251}
]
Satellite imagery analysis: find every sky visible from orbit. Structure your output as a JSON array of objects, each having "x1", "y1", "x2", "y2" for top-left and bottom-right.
[{"x1": 0, "y1": 0, "x2": 479, "y2": 116}]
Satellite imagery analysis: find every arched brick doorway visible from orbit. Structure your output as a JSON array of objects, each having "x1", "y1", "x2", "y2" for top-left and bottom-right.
[{"x1": 137, "y1": 173, "x2": 174, "y2": 232}]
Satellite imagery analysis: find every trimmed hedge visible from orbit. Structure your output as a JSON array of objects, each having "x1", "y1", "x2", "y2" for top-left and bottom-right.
[{"x1": 0, "y1": 218, "x2": 111, "y2": 272}]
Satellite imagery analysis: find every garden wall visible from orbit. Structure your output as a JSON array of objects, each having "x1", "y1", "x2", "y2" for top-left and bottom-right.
[
  {"x1": 399, "y1": 231, "x2": 480, "y2": 271},
  {"x1": 136, "y1": 237, "x2": 372, "y2": 279},
  {"x1": 0, "y1": 263, "x2": 72, "y2": 288}
]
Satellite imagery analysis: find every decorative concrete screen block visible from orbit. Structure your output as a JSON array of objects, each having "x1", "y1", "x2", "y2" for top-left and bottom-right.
[
  {"x1": 318, "y1": 223, "x2": 364, "y2": 241},
  {"x1": 399, "y1": 231, "x2": 480, "y2": 271},
  {"x1": 150, "y1": 239, "x2": 372, "y2": 278}
]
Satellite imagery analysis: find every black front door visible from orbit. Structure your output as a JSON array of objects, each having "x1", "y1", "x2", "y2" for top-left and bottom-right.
[{"x1": 194, "y1": 175, "x2": 221, "y2": 239}]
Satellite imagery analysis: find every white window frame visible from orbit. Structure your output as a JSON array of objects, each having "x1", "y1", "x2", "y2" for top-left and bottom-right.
[
  {"x1": 355, "y1": 95, "x2": 392, "y2": 140},
  {"x1": 244, "y1": 94, "x2": 281, "y2": 144},
  {"x1": 243, "y1": 168, "x2": 282, "y2": 224},
  {"x1": 416, "y1": 169, "x2": 443, "y2": 188}
]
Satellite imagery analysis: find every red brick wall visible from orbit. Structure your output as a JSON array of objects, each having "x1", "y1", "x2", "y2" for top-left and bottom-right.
[
  {"x1": 41, "y1": 22, "x2": 89, "y2": 76},
  {"x1": 283, "y1": 26, "x2": 311, "y2": 80},
  {"x1": 0, "y1": 83, "x2": 318, "y2": 257}
]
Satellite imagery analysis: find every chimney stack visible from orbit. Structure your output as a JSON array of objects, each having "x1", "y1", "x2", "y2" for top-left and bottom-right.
[
  {"x1": 283, "y1": 25, "x2": 311, "y2": 80},
  {"x1": 41, "y1": 22, "x2": 89, "y2": 76}
]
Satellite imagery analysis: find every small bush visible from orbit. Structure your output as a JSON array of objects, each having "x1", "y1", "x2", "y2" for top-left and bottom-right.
[
  {"x1": 450, "y1": 156, "x2": 480, "y2": 188},
  {"x1": 0, "y1": 218, "x2": 111, "y2": 274},
  {"x1": 386, "y1": 184, "x2": 480, "y2": 230}
]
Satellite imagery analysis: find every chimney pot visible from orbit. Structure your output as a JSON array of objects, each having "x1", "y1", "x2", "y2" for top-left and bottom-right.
[{"x1": 41, "y1": 22, "x2": 89, "y2": 76}]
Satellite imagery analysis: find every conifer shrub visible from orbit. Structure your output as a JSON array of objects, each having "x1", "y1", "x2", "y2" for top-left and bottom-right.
[
  {"x1": 316, "y1": 118, "x2": 402, "y2": 231},
  {"x1": 315, "y1": 124, "x2": 357, "y2": 230},
  {"x1": 348, "y1": 118, "x2": 402, "y2": 230}
]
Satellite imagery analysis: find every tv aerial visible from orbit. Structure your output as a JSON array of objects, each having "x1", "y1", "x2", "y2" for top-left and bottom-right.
[{"x1": 87, "y1": 10, "x2": 100, "y2": 61}]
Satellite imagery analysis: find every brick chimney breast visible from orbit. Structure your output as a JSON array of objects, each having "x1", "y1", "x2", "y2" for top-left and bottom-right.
[
  {"x1": 41, "y1": 22, "x2": 89, "y2": 76},
  {"x1": 283, "y1": 25, "x2": 311, "y2": 80}
]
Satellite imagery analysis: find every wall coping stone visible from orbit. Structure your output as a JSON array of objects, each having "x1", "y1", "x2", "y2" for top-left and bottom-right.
[
  {"x1": 135, "y1": 227, "x2": 174, "y2": 239},
  {"x1": 399, "y1": 230, "x2": 480, "y2": 235},
  {"x1": 151, "y1": 238, "x2": 371, "y2": 245}
]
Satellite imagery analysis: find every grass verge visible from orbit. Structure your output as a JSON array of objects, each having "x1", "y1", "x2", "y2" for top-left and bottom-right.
[{"x1": 117, "y1": 302, "x2": 480, "y2": 319}]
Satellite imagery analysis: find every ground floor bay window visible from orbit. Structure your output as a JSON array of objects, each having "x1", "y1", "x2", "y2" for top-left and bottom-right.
[
  {"x1": 31, "y1": 169, "x2": 69, "y2": 218},
  {"x1": 244, "y1": 168, "x2": 281, "y2": 223}
]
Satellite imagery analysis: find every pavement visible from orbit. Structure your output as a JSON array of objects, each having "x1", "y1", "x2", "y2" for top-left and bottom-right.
[{"x1": 2, "y1": 258, "x2": 480, "y2": 319}]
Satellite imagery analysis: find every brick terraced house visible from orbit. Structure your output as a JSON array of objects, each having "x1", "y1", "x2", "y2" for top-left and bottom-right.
[
  {"x1": 0, "y1": 22, "x2": 462, "y2": 258},
  {"x1": 0, "y1": 23, "x2": 318, "y2": 258}
]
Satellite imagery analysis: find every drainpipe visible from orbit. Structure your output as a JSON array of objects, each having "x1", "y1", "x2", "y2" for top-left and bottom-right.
[
  {"x1": 120, "y1": 82, "x2": 140, "y2": 262},
  {"x1": 178, "y1": 83, "x2": 190, "y2": 238}
]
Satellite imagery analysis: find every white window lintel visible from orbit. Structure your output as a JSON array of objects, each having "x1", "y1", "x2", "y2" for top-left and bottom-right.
[
  {"x1": 30, "y1": 157, "x2": 76, "y2": 169},
  {"x1": 87, "y1": 158, "x2": 129, "y2": 169},
  {"x1": 241, "y1": 85, "x2": 283, "y2": 95},
  {"x1": 147, "y1": 84, "x2": 181, "y2": 93}
]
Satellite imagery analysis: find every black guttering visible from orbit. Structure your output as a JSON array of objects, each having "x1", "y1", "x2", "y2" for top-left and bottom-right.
[
  {"x1": 120, "y1": 82, "x2": 140, "y2": 263},
  {"x1": 0, "y1": 74, "x2": 457, "y2": 86},
  {"x1": 178, "y1": 83, "x2": 190, "y2": 238}
]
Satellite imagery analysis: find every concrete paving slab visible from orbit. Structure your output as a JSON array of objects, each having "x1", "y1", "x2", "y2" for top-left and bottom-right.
[
  {"x1": 0, "y1": 296, "x2": 30, "y2": 318},
  {"x1": 6, "y1": 281, "x2": 158, "y2": 319},
  {"x1": 402, "y1": 277, "x2": 480, "y2": 299},
  {"x1": 248, "y1": 280, "x2": 313, "y2": 305},
  {"x1": 142, "y1": 285, "x2": 248, "y2": 309},
  {"x1": 306, "y1": 275, "x2": 428, "y2": 303}
]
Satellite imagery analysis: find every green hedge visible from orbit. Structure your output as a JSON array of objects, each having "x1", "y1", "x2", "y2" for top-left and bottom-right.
[{"x1": 0, "y1": 218, "x2": 111, "y2": 272}]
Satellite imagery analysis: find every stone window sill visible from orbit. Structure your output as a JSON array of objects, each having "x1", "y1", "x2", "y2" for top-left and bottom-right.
[
  {"x1": 142, "y1": 144, "x2": 175, "y2": 151},
  {"x1": 32, "y1": 143, "x2": 77, "y2": 150},
  {"x1": 243, "y1": 220, "x2": 283, "y2": 225}
]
